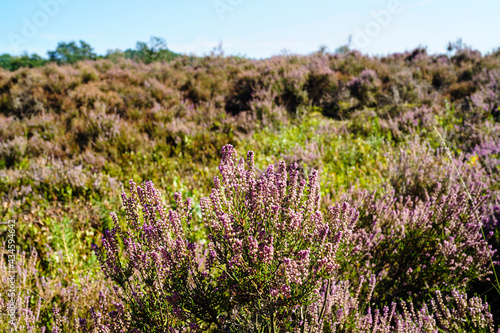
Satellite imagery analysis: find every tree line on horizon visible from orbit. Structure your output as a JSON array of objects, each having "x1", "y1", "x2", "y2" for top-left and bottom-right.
[
  {"x1": 1, "y1": 36, "x2": 495, "y2": 72},
  {"x1": 0, "y1": 36, "x2": 180, "y2": 71}
]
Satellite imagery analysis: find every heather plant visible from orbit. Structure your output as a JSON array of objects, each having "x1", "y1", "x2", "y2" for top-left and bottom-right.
[
  {"x1": 303, "y1": 277, "x2": 497, "y2": 332},
  {"x1": 80, "y1": 110, "x2": 122, "y2": 149},
  {"x1": 347, "y1": 69, "x2": 381, "y2": 108},
  {"x1": 304, "y1": 55, "x2": 338, "y2": 109},
  {"x1": 92, "y1": 144, "x2": 357, "y2": 332},
  {"x1": 0, "y1": 135, "x2": 28, "y2": 168},
  {"x1": 12, "y1": 156, "x2": 121, "y2": 203},
  {"x1": 249, "y1": 87, "x2": 290, "y2": 128},
  {"x1": 225, "y1": 70, "x2": 263, "y2": 115},
  {"x1": 469, "y1": 138, "x2": 500, "y2": 183},
  {"x1": 341, "y1": 181, "x2": 495, "y2": 306},
  {"x1": 0, "y1": 245, "x2": 115, "y2": 333},
  {"x1": 383, "y1": 137, "x2": 490, "y2": 200},
  {"x1": 471, "y1": 68, "x2": 500, "y2": 116},
  {"x1": 379, "y1": 105, "x2": 437, "y2": 140},
  {"x1": 277, "y1": 67, "x2": 309, "y2": 114},
  {"x1": 444, "y1": 71, "x2": 500, "y2": 154}
]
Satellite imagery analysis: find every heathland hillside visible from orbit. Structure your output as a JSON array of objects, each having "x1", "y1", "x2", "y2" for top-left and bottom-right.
[{"x1": 1, "y1": 47, "x2": 500, "y2": 331}]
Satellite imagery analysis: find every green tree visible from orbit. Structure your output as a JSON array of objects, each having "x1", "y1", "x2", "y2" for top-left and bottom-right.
[
  {"x1": 105, "y1": 48, "x2": 126, "y2": 62},
  {"x1": 125, "y1": 36, "x2": 179, "y2": 64},
  {"x1": 0, "y1": 54, "x2": 13, "y2": 70},
  {"x1": 48, "y1": 40, "x2": 97, "y2": 64},
  {"x1": 0, "y1": 52, "x2": 47, "y2": 71}
]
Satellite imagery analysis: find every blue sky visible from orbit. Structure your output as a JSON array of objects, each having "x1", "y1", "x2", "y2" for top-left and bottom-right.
[{"x1": 0, "y1": 0, "x2": 498, "y2": 59}]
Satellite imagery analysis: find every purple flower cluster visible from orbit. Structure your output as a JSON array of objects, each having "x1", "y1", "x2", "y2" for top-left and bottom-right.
[
  {"x1": 0, "y1": 246, "x2": 116, "y2": 333},
  {"x1": 380, "y1": 105, "x2": 436, "y2": 139},
  {"x1": 302, "y1": 277, "x2": 497, "y2": 332},
  {"x1": 471, "y1": 69, "x2": 500, "y2": 114},
  {"x1": 341, "y1": 180, "x2": 495, "y2": 304},
  {"x1": 347, "y1": 69, "x2": 381, "y2": 107}
]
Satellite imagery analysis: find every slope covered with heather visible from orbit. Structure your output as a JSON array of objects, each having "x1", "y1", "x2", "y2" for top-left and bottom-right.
[{"x1": 1, "y1": 47, "x2": 500, "y2": 331}]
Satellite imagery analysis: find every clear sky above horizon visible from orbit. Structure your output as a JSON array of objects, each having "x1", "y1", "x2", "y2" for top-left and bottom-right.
[{"x1": 0, "y1": 0, "x2": 498, "y2": 59}]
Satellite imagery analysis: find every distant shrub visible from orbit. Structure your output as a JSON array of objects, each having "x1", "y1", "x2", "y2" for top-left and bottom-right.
[
  {"x1": 305, "y1": 56, "x2": 338, "y2": 108},
  {"x1": 347, "y1": 69, "x2": 381, "y2": 108},
  {"x1": 449, "y1": 81, "x2": 477, "y2": 100},
  {"x1": 383, "y1": 138, "x2": 489, "y2": 200},
  {"x1": 249, "y1": 87, "x2": 290, "y2": 127},
  {"x1": 225, "y1": 70, "x2": 261, "y2": 115},
  {"x1": 379, "y1": 106, "x2": 436, "y2": 139},
  {"x1": 277, "y1": 67, "x2": 309, "y2": 114},
  {"x1": 0, "y1": 136, "x2": 27, "y2": 168},
  {"x1": 471, "y1": 69, "x2": 500, "y2": 116}
]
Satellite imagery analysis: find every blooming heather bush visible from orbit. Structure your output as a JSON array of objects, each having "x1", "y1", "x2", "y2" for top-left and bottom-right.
[
  {"x1": 92, "y1": 144, "x2": 357, "y2": 332},
  {"x1": 0, "y1": 136, "x2": 27, "y2": 168},
  {"x1": 341, "y1": 182, "x2": 495, "y2": 305},
  {"x1": 303, "y1": 278, "x2": 497, "y2": 332},
  {"x1": 278, "y1": 67, "x2": 309, "y2": 114},
  {"x1": 347, "y1": 69, "x2": 381, "y2": 108},
  {"x1": 469, "y1": 138, "x2": 500, "y2": 180},
  {"x1": 249, "y1": 87, "x2": 290, "y2": 127},
  {"x1": 3, "y1": 156, "x2": 120, "y2": 204},
  {"x1": 305, "y1": 55, "x2": 338, "y2": 108},
  {"x1": 0, "y1": 245, "x2": 115, "y2": 333},
  {"x1": 384, "y1": 138, "x2": 491, "y2": 200},
  {"x1": 379, "y1": 105, "x2": 437, "y2": 139},
  {"x1": 471, "y1": 69, "x2": 500, "y2": 115}
]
